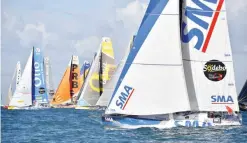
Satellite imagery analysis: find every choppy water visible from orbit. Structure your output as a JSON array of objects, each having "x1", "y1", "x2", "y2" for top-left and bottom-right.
[{"x1": 1, "y1": 109, "x2": 247, "y2": 143}]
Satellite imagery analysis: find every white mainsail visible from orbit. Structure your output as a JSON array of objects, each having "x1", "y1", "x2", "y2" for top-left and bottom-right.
[
  {"x1": 181, "y1": 0, "x2": 239, "y2": 111},
  {"x1": 9, "y1": 51, "x2": 33, "y2": 107},
  {"x1": 8, "y1": 61, "x2": 22, "y2": 105},
  {"x1": 16, "y1": 61, "x2": 21, "y2": 87},
  {"x1": 106, "y1": 0, "x2": 191, "y2": 115},
  {"x1": 7, "y1": 62, "x2": 17, "y2": 104},
  {"x1": 96, "y1": 36, "x2": 135, "y2": 106},
  {"x1": 44, "y1": 57, "x2": 55, "y2": 100}
]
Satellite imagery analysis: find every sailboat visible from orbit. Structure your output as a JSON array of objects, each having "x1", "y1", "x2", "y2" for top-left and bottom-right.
[
  {"x1": 238, "y1": 79, "x2": 247, "y2": 111},
  {"x1": 51, "y1": 56, "x2": 81, "y2": 108},
  {"x1": 102, "y1": 0, "x2": 241, "y2": 128},
  {"x1": 96, "y1": 35, "x2": 135, "y2": 107},
  {"x1": 76, "y1": 37, "x2": 115, "y2": 109},
  {"x1": 44, "y1": 57, "x2": 55, "y2": 102},
  {"x1": 80, "y1": 60, "x2": 91, "y2": 87},
  {"x1": 8, "y1": 47, "x2": 49, "y2": 109},
  {"x1": 4, "y1": 61, "x2": 22, "y2": 109}
]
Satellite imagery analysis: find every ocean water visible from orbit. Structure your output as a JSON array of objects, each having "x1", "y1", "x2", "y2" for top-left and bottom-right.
[{"x1": 1, "y1": 109, "x2": 247, "y2": 143}]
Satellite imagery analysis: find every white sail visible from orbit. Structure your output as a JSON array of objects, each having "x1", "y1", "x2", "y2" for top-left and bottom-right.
[
  {"x1": 16, "y1": 61, "x2": 21, "y2": 87},
  {"x1": 181, "y1": 0, "x2": 239, "y2": 111},
  {"x1": 77, "y1": 37, "x2": 115, "y2": 107},
  {"x1": 96, "y1": 36, "x2": 135, "y2": 106},
  {"x1": 44, "y1": 57, "x2": 55, "y2": 100},
  {"x1": 70, "y1": 55, "x2": 81, "y2": 103},
  {"x1": 77, "y1": 46, "x2": 102, "y2": 106},
  {"x1": 9, "y1": 51, "x2": 33, "y2": 107},
  {"x1": 106, "y1": 0, "x2": 191, "y2": 115},
  {"x1": 7, "y1": 61, "x2": 21, "y2": 105}
]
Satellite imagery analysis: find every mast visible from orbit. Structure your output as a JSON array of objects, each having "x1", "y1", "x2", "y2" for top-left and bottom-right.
[
  {"x1": 69, "y1": 55, "x2": 74, "y2": 104},
  {"x1": 99, "y1": 52, "x2": 103, "y2": 96}
]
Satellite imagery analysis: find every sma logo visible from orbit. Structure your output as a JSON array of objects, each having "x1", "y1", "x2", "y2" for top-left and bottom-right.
[
  {"x1": 116, "y1": 85, "x2": 134, "y2": 109},
  {"x1": 211, "y1": 95, "x2": 234, "y2": 104}
]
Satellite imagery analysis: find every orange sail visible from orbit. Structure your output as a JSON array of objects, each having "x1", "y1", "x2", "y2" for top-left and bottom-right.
[
  {"x1": 51, "y1": 65, "x2": 71, "y2": 105},
  {"x1": 51, "y1": 56, "x2": 81, "y2": 105}
]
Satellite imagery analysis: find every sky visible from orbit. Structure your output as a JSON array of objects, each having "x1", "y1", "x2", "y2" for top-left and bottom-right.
[{"x1": 1, "y1": 0, "x2": 247, "y2": 105}]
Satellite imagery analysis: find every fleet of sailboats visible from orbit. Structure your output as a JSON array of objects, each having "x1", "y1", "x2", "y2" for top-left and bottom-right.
[{"x1": 2, "y1": 0, "x2": 246, "y2": 129}]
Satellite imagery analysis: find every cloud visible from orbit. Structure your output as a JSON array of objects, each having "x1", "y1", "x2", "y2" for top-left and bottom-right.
[
  {"x1": 226, "y1": 0, "x2": 247, "y2": 18},
  {"x1": 116, "y1": 0, "x2": 147, "y2": 32},
  {"x1": 73, "y1": 36, "x2": 100, "y2": 58},
  {"x1": 2, "y1": 12, "x2": 22, "y2": 31},
  {"x1": 16, "y1": 23, "x2": 58, "y2": 50}
]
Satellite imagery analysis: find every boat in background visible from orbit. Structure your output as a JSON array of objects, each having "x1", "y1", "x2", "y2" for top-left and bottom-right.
[
  {"x1": 4, "y1": 61, "x2": 21, "y2": 109},
  {"x1": 44, "y1": 57, "x2": 55, "y2": 102},
  {"x1": 102, "y1": 0, "x2": 241, "y2": 128},
  {"x1": 80, "y1": 60, "x2": 91, "y2": 82},
  {"x1": 51, "y1": 56, "x2": 81, "y2": 108},
  {"x1": 238, "y1": 79, "x2": 247, "y2": 111},
  {"x1": 8, "y1": 47, "x2": 49, "y2": 109},
  {"x1": 96, "y1": 35, "x2": 135, "y2": 108},
  {"x1": 76, "y1": 37, "x2": 115, "y2": 109}
]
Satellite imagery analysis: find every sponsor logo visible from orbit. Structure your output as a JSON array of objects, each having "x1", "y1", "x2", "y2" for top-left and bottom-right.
[
  {"x1": 203, "y1": 60, "x2": 226, "y2": 81},
  {"x1": 34, "y1": 62, "x2": 42, "y2": 87},
  {"x1": 116, "y1": 85, "x2": 134, "y2": 109},
  {"x1": 70, "y1": 64, "x2": 79, "y2": 96},
  {"x1": 174, "y1": 120, "x2": 212, "y2": 127},
  {"x1": 181, "y1": 0, "x2": 224, "y2": 52},
  {"x1": 211, "y1": 95, "x2": 234, "y2": 104},
  {"x1": 105, "y1": 117, "x2": 113, "y2": 122},
  {"x1": 35, "y1": 48, "x2": 41, "y2": 52},
  {"x1": 39, "y1": 87, "x2": 45, "y2": 94}
]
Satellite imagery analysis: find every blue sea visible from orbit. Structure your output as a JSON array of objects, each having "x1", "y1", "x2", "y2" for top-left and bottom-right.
[{"x1": 1, "y1": 109, "x2": 247, "y2": 143}]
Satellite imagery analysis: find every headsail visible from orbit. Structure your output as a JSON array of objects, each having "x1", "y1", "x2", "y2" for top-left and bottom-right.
[
  {"x1": 32, "y1": 47, "x2": 49, "y2": 104},
  {"x1": 181, "y1": 0, "x2": 239, "y2": 111},
  {"x1": 16, "y1": 61, "x2": 21, "y2": 88},
  {"x1": 51, "y1": 60, "x2": 72, "y2": 105},
  {"x1": 106, "y1": 0, "x2": 191, "y2": 115},
  {"x1": 77, "y1": 37, "x2": 115, "y2": 107},
  {"x1": 7, "y1": 61, "x2": 21, "y2": 105},
  {"x1": 96, "y1": 35, "x2": 134, "y2": 106},
  {"x1": 9, "y1": 51, "x2": 33, "y2": 107}
]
